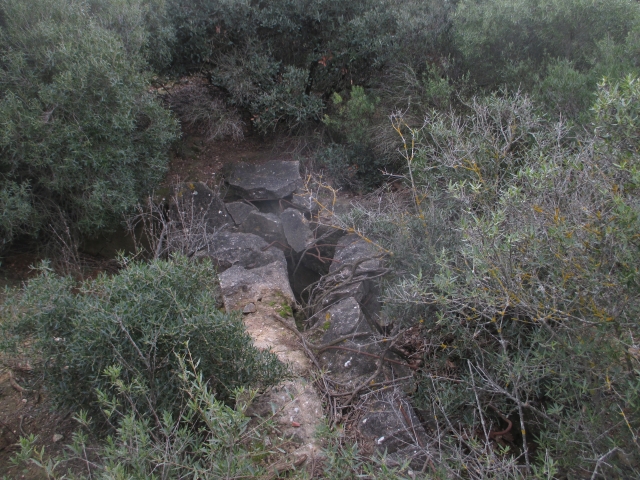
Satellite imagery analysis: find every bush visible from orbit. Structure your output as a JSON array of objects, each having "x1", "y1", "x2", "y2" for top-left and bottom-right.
[
  {"x1": 342, "y1": 85, "x2": 640, "y2": 476},
  {"x1": 452, "y1": 0, "x2": 640, "y2": 121},
  {"x1": 0, "y1": 0, "x2": 179, "y2": 248},
  {"x1": 453, "y1": 0, "x2": 640, "y2": 85},
  {"x1": 165, "y1": 0, "x2": 454, "y2": 132},
  {"x1": 168, "y1": 82, "x2": 244, "y2": 141},
  {"x1": 318, "y1": 86, "x2": 390, "y2": 190},
  {"x1": 13, "y1": 369, "x2": 411, "y2": 479},
  {"x1": 1, "y1": 255, "x2": 287, "y2": 418}
]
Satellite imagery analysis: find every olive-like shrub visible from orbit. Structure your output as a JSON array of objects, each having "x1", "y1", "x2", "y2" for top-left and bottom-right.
[
  {"x1": 1, "y1": 255, "x2": 287, "y2": 418},
  {"x1": 340, "y1": 80, "x2": 640, "y2": 477},
  {"x1": 0, "y1": 0, "x2": 179, "y2": 248}
]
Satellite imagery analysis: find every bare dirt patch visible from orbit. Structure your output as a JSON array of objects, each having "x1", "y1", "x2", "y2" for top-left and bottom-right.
[{"x1": 0, "y1": 363, "x2": 78, "y2": 479}]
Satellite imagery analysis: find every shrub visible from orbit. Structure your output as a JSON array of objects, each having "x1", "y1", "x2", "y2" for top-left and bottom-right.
[
  {"x1": 168, "y1": 83, "x2": 244, "y2": 141},
  {"x1": 1, "y1": 255, "x2": 287, "y2": 418},
  {"x1": 452, "y1": 0, "x2": 640, "y2": 122},
  {"x1": 342, "y1": 85, "x2": 640, "y2": 476},
  {"x1": 318, "y1": 86, "x2": 390, "y2": 190},
  {"x1": 0, "y1": 0, "x2": 179, "y2": 248},
  {"x1": 453, "y1": 0, "x2": 640, "y2": 86},
  {"x1": 165, "y1": 0, "x2": 454, "y2": 133}
]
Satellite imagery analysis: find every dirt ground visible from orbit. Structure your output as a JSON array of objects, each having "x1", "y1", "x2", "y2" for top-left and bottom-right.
[{"x1": 0, "y1": 361, "x2": 79, "y2": 478}]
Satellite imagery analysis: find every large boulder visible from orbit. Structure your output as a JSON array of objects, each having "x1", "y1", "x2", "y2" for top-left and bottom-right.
[
  {"x1": 193, "y1": 232, "x2": 285, "y2": 271},
  {"x1": 171, "y1": 182, "x2": 231, "y2": 232},
  {"x1": 239, "y1": 211, "x2": 287, "y2": 246},
  {"x1": 281, "y1": 208, "x2": 314, "y2": 253},
  {"x1": 227, "y1": 160, "x2": 302, "y2": 200},
  {"x1": 225, "y1": 201, "x2": 258, "y2": 225},
  {"x1": 358, "y1": 389, "x2": 428, "y2": 468}
]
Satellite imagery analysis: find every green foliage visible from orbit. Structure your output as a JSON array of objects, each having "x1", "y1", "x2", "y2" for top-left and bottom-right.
[
  {"x1": 319, "y1": 86, "x2": 388, "y2": 190},
  {"x1": 86, "y1": 0, "x2": 176, "y2": 70},
  {"x1": 12, "y1": 369, "x2": 413, "y2": 479},
  {"x1": 453, "y1": 0, "x2": 640, "y2": 120},
  {"x1": 12, "y1": 357, "x2": 284, "y2": 479},
  {"x1": 1, "y1": 255, "x2": 287, "y2": 418},
  {"x1": 0, "y1": 0, "x2": 179, "y2": 247},
  {"x1": 165, "y1": 0, "x2": 453, "y2": 132},
  {"x1": 454, "y1": 0, "x2": 640, "y2": 84},
  {"x1": 346, "y1": 84, "x2": 640, "y2": 476}
]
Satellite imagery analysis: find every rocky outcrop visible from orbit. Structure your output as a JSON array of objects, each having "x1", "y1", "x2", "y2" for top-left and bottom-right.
[
  {"x1": 227, "y1": 160, "x2": 302, "y2": 200},
  {"x1": 226, "y1": 201, "x2": 258, "y2": 225},
  {"x1": 194, "y1": 231, "x2": 284, "y2": 270},
  {"x1": 281, "y1": 208, "x2": 314, "y2": 253},
  {"x1": 170, "y1": 169, "x2": 427, "y2": 469},
  {"x1": 171, "y1": 182, "x2": 231, "y2": 231}
]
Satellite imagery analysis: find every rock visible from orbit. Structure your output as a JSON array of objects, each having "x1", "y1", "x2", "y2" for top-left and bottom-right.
[
  {"x1": 219, "y1": 261, "x2": 294, "y2": 312},
  {"x1": 358, "y1": 389, "x2": 428, "y2": 467},
  {"x1": 246, "y1": 378, "x2": 323, "y2": 458},
  {"x1": 239, "y1": 211, "x2": 286, "y2": 245},
  {"x1": 317, "y1": 297, "x2": 381, "y2": 387},
  {"x1": 315, "y1": 297, "x2": 410, "y2": 390},
  {"x1": 193, "y1": 232, "x2": 285, "y2": 271},
  {"x1": 219, "y1": 261, "x2": 310, "y2": 372},
  {"x1": 171, "y1": 182, "x2": 231, "y2": 232},
  {"x1": 243, "y1": 302, "x2": 257, "y2": 314},
  {"x1": 330, "y1": 234, "x2": 383, "y2": 276},
  {"x1": 53, "y1": 434, "x2": 64, "y2": 443},
  {"x1": 281, "y1": 208, "x2": 314, "y2": 252},
  {"x1": 319, "y1": 281, "x2": 367, "y2": 311},
  {"x1": 228, "y1": 160, "x2": 302, "y2": 200},
  {"x1": 327, "y1": 234, "x2": 383, "y2": 318},
  {"x1": 289, "y1": 189, "x2": 318, "y2": 213},
  {"x1": 320, "y1": 297, "x2": 372, "y2": 343},
  {"x1": 226, "y1": 201, "x2": 259, "y2": 225}
]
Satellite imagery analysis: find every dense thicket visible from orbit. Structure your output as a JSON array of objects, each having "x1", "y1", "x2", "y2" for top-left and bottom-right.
[
  {"x1": 341, "y1": 77, "x2": 640, "y2": 478},
  {"x1": 1, "y1": 256, "x2": 286, "y2": 415},
  {"x1": 3, "y1": 0, "x2": 640, "y2": 478},
  {"x1": 0, "y1": 0, "x2": 178, "y2": 248}
]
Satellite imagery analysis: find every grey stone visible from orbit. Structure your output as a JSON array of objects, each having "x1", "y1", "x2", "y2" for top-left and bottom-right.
[
  {"x1": 171, "y1": 182, "x2": 231, "y2": 232},
  {"x1": 219, "y1": 261, "x2": 294, "y2": 312},
  {"x1": 228, "y1": 160, "x2": 302, "y2": 200},
  {"x1": 330, "y1": 234, "x2": 383, "y2": 276},
  {"x1": 226, "y1": 201, "x2": 258, "y2": 225},
  {"x1": 321, "y1": 297, "x2": 372, "y2": 343},
  {"x1": 245, "y1": 379, "x2": 323, "y2": 456},
  {"x1": 317, "y1": 298, "x2": 381, "y2": 387},
  {"x1": 359, "y1": 390, "x2": 428, "y2": 467},
  {"x1": 52, "y1": 434, "x2": 64, "y2": 443},
  {"x1": 281, "y1": 208, "x2": 314, "y2": 252},
  {"x1": 243, "y1": 302, "x2": 257, "y2": 314},
  {"x1": 320, "y1": 281, "x2": 367, "y2": 310},
  {"x1": 326, "y1": 234, "x2": 383, "y2": 318},
  {"x1": 290, "y1": 189, "x2": 318, "y2": 213},
  {"x1": 239, "y1": 211, "x2": 286, "y2": 245},
  {"x1": 194, "y1": 232, "x2": 285, "y2": 271}
]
